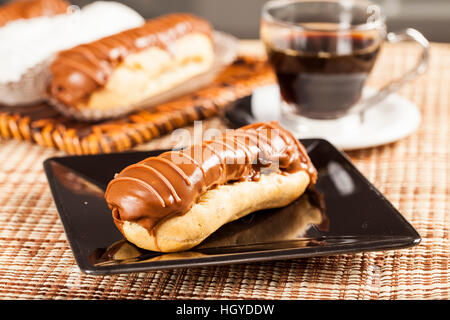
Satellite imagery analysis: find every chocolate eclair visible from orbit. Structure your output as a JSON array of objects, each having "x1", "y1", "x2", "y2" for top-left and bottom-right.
[
  {"x1": 48, "y1": 13, "x2": 215, "y2": 120},
  {"x1": 105, "y1": 122, "x2": 317, "y2": 252},
  {"x1": 0, "y1": 0, "x2": 69, "y2": 27}
]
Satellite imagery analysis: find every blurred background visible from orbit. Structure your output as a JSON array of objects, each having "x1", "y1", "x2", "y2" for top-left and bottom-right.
[
  {"x1": 3, "y1": 0, "x2": 447, "y2": 42},
  {"x1": 1, "y1": 0, "x2": 449, "y2": 42}
]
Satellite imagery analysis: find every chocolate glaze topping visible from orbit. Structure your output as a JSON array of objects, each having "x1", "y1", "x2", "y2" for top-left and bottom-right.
[
  {"x1": 49, "y1": 13, "x2": 213, "y2": 108},
  {"x1": 0, "y1": 0, "x2": 68, "y2": 27},
  {"x1": 105, "y1": 122, "x2": 317, "y2": 232}
]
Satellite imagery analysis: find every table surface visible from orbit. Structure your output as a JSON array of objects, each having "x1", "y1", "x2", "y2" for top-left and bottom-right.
[{"x1": 0, "y1": 41, "x2": 448, "y2": 300}]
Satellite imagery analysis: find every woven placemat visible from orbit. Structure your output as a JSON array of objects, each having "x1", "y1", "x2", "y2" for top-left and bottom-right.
[{"x1": 0, "y1": 42, "x2": 448, "y2": 300}]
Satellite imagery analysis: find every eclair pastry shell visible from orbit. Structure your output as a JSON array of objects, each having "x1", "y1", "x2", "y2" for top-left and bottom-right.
[{"x1": 117, "y1": 170, "x2": 310, "y2": 252}]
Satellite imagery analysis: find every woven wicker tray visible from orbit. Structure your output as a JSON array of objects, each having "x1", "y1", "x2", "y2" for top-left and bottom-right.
[{"x1": 0, "y1": 57, "x2": 275, "y2": 154}]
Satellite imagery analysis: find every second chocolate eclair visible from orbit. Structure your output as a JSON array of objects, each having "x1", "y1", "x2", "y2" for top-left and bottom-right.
[{"x1": 48, "y1": 13, "x2": 215, "y2": 121}]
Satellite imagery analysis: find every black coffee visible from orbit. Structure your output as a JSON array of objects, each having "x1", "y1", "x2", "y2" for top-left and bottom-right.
[{"x1": 266, "y1": 34, "x2": 380, "y2": 119}]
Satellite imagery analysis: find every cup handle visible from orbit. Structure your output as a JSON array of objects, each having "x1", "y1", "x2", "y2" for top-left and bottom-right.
[{"x1": 351, "y1": 28, "x2": 430, "y2": 117}]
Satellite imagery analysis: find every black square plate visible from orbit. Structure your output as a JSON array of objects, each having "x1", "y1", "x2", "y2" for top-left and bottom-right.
[{"x1": 43, "y1": 139, "x2": 420, "y2": 275}]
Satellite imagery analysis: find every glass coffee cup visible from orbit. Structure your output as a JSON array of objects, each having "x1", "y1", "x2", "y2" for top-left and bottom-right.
[{"x1": 260, "y1": 0, "x2": 429, "y2": 134}]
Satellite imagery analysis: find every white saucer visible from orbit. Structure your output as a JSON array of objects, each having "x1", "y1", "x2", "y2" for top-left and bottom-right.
[{"x1": 251, "y1": 85, "x2": 421, "y2": 150}]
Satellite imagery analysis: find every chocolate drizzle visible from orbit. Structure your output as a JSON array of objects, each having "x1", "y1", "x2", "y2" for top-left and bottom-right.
[
  {"x1": 49, "y1": 13, "x2": 213, "y2": 107},
  {"x1": 105, "y1": 122, "x2": 317, "y2": 231},
  {"x1": 0, "y1": 0, "x2": 69, "y2": 27}
]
